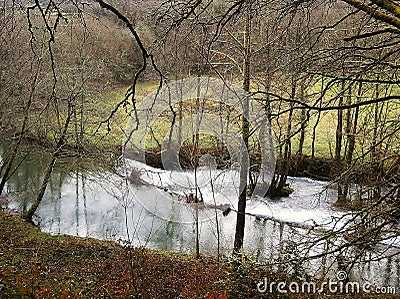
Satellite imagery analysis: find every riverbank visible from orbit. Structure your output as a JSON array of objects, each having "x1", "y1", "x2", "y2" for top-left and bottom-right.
[
  {"x1": 142, "y1": 146, "x2": 335, "y2": 180},
  {"x1": 0, "y1": 209, "x2": 395, "y2": 298},
  {"x1": 0, "y1": 209, "x2": 224, "y2": 298}
]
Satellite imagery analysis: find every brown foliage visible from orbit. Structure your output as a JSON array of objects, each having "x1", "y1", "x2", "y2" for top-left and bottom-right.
[{"x1": 0, "y1": 210, "x2": 225, "y2": 298}]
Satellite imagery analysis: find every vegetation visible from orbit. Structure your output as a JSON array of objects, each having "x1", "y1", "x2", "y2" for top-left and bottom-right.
[
  {"x1": 0, "y1": 0, "x2": 400, "y2": 297},
  {"x1": 0, "y1": 210, "x2": 396, "y2": 299},
  {"x1": 0, "y1": 210, "x2": 223, "y2": 298}
]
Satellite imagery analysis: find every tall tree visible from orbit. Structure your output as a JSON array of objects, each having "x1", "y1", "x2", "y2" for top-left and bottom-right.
[{"x1": 234, "y1": 2, "x2": 251, "y2": 253}]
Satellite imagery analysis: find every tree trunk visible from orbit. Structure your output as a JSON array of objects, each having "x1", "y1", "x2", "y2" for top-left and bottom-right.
[
  {"x1": 233, "y1": 10, "x2": 251, "y2": 253},
  {"x1": 0, "y1": 60, "x2": 40, "y2": 195},
  {"x1": 23, "y1": 155, "x2": 57, "y2": 222},
  {"x1": 336, "y1": 79, "x2": 346, "y2": 204},
  {"x1": 23, "y1": 104, "x2": 73, "y2": 222},
  {"x1": 346, "y1": 81, "x2": 361, "y2": 166},
  {"x1": 277, "y1": 81, "x2": 295, "y2": 191},
  {"x1": 335, "y1": 79, "x2": 345, "y2": 162},
  {"x1": 297, "y1": 83, "x2": 307, "y2": 155},
  {"x1": 344, "y1": 85, "x2": 352, "y2": 158},
  {"x1": 371, "y1": 78, "x2": 382, "y2": 199},
  {"x1": 298, "y1": 109, "x2": 306, "y2": 156},
  {"x1": 311, "y1": 76, "x2": 324, "y2": 158}
]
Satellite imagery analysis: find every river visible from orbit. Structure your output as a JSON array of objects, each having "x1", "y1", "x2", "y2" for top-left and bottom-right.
[{"x1": 2, "y1": 148, "x2": 399, "y2": 289}]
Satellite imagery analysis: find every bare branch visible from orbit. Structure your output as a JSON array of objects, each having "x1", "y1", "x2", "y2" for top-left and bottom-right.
[
  {"x1": 93, "y1": 0, "x2": 164, "y2": 133},
  {"x1": 344, "y1": 26, "x2": 400, "y2": 41},
  {"x1": 341, "y1": 0, "x2": 400, "y2": 29}
]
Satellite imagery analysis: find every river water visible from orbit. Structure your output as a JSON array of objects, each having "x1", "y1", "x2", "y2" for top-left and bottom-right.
[{"x1": 2, "y1": 150, "x2": 399, "y2": 290}]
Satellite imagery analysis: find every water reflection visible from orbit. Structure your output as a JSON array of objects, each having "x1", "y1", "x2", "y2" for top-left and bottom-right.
[{"x1": 2, "y1": 148, "x2": 399, "y2": 288}]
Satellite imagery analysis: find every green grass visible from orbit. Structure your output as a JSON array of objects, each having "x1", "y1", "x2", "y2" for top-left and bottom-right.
[
  {"x1": 24, "y1": 81, "x2": 161, "y2": 154},
  {"x1": 128, "y1": 78, "x2": 399, "y2": 163},
  {"x1": 20, "y1": 77, "x2": 399, "y2": 165},
  {"x1": 269, "y1": 78, "x2": 400, "y2": 160}
]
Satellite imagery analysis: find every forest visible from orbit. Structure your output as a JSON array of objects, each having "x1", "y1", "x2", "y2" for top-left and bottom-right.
[{"x1": 0, "y1": 0, "x2": 400, "y2": 298}]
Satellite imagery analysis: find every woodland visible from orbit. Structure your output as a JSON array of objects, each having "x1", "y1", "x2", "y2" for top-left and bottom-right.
[{"x1": 0, "y1": 0, "x2": 400, "y2": 298}]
